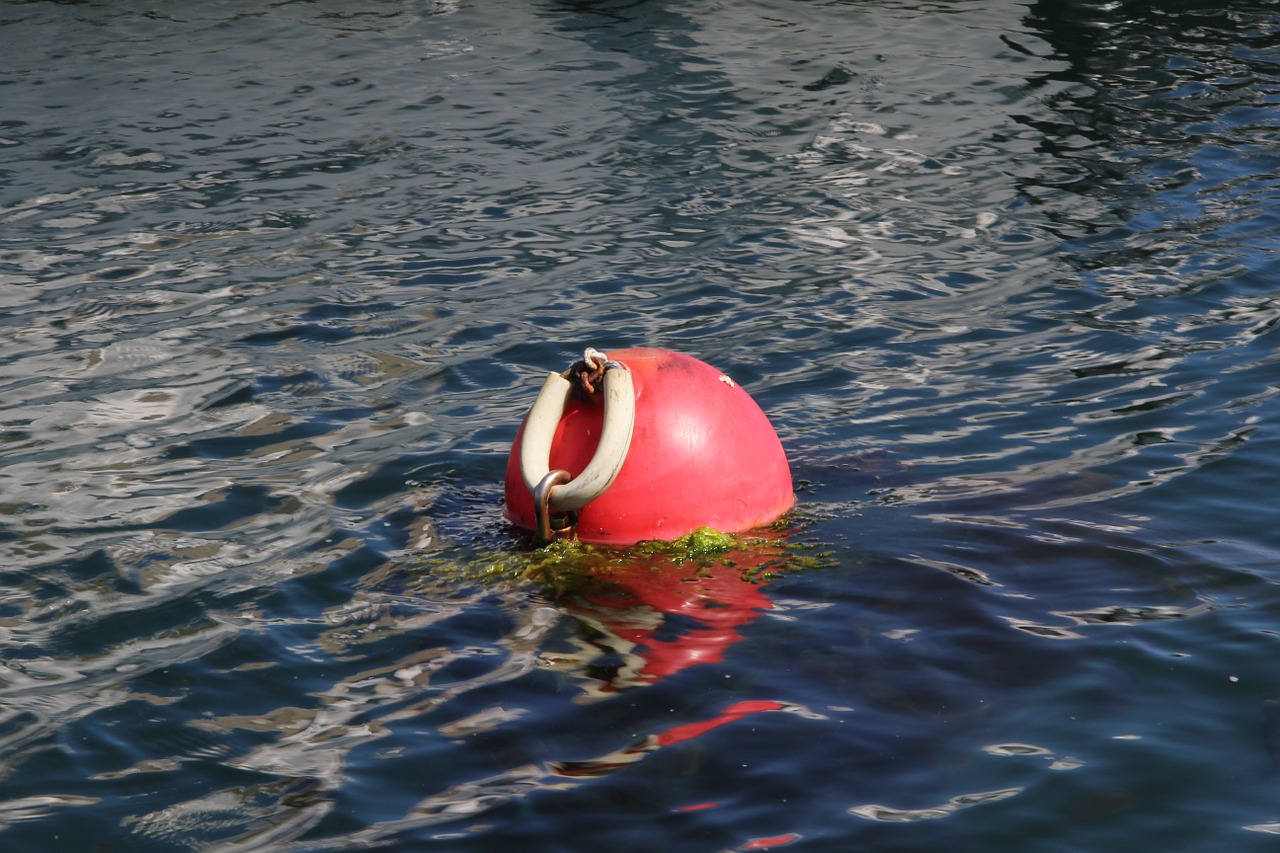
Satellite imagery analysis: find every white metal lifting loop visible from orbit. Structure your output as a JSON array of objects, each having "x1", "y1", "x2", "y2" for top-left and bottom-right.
[{"x1": 520, "y1": 352, "x2": 635, "y2": 541}]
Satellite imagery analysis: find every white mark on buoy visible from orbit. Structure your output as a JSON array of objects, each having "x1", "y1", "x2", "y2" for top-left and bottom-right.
[{"x1": 718, "y1": 374, "x2": 735, "y2": 388}]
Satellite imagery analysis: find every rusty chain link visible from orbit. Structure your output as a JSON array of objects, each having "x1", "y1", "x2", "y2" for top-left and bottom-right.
[{"x1": 562, "y1": 347, "x2": 609, "y2": 398}]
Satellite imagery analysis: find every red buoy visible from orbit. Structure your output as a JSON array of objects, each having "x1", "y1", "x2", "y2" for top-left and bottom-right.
[{"x1": 503, "y1": 347, "x2": 793, "y2": 545}]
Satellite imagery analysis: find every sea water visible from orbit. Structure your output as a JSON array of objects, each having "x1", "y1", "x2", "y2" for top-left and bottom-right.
[{"x1": 2, "y1": 1, "x2": 1280, "y2": 850}]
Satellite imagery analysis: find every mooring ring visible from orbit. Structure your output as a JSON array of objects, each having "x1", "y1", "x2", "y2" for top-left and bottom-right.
[
  {"x1": 519, "y1": 358, "x2": 635, "y2": 522},
  {"x1": 532, "y1": 469, "x2": 572, "y2": 543}
]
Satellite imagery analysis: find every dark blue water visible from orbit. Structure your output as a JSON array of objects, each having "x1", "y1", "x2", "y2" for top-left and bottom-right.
[{"x1": 3, "y1": 0, "x2": 1280, "y2": 849}]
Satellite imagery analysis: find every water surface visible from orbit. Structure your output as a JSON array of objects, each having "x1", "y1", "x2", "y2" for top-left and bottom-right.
[{"x1": 3, "y1": 0, "x2": 1280, "y2": 850}]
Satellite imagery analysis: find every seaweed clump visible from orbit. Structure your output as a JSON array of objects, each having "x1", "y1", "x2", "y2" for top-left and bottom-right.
[{"x1": 421, "y1": 525, "x2": 829, "y2": 598}]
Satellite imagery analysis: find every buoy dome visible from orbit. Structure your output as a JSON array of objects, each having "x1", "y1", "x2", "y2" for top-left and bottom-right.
[{"x1": 504, "y1": 348, "x2": 794, "y2": 545}]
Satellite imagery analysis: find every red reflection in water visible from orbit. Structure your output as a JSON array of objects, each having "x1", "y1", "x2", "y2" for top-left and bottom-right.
[
  {"x1": 741, "y1": 833, "x2": 803, "y2": 849},
  {"x1": 409, "y1": 545, "x2": 823, "y2": 841},
  {"x1": 565, "y1": 553, "x2": 778, "y2": 692},
  {"x1": 549, "y1": 700, "x2": 793, "y2": 779},
  {"x1": 656, "y1": 700, "x2": 787, "y2": 747},
  {"x1": 540, "y1": 541, "x2": 818, "y2": 805}
]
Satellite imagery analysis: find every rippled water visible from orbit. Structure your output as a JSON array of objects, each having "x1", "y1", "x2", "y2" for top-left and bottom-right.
[{"x1": 3, "y1": 0, "x2": 1280, "y2": 849}]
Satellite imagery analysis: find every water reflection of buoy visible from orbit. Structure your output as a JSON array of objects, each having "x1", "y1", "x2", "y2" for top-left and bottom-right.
[
  {"x1": 555, "y1": 548, "x2": 779, "y2": 697},
  {"x1": 504, "y1": 347, "x2": 794, "y2": 545},
  {"x1": 548, "y1": 700, "x2": 799, "y2": 778}
]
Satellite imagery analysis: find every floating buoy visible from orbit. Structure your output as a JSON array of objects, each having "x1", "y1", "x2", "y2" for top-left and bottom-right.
[{"x1": 504, "y1": 347, "x2": 794, "y2": 545}]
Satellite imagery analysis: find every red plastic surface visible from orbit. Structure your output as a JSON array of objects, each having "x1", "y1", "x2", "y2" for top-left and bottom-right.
[{"x1": 504, "y1": 348, "x2": 794, "y2": 544}]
